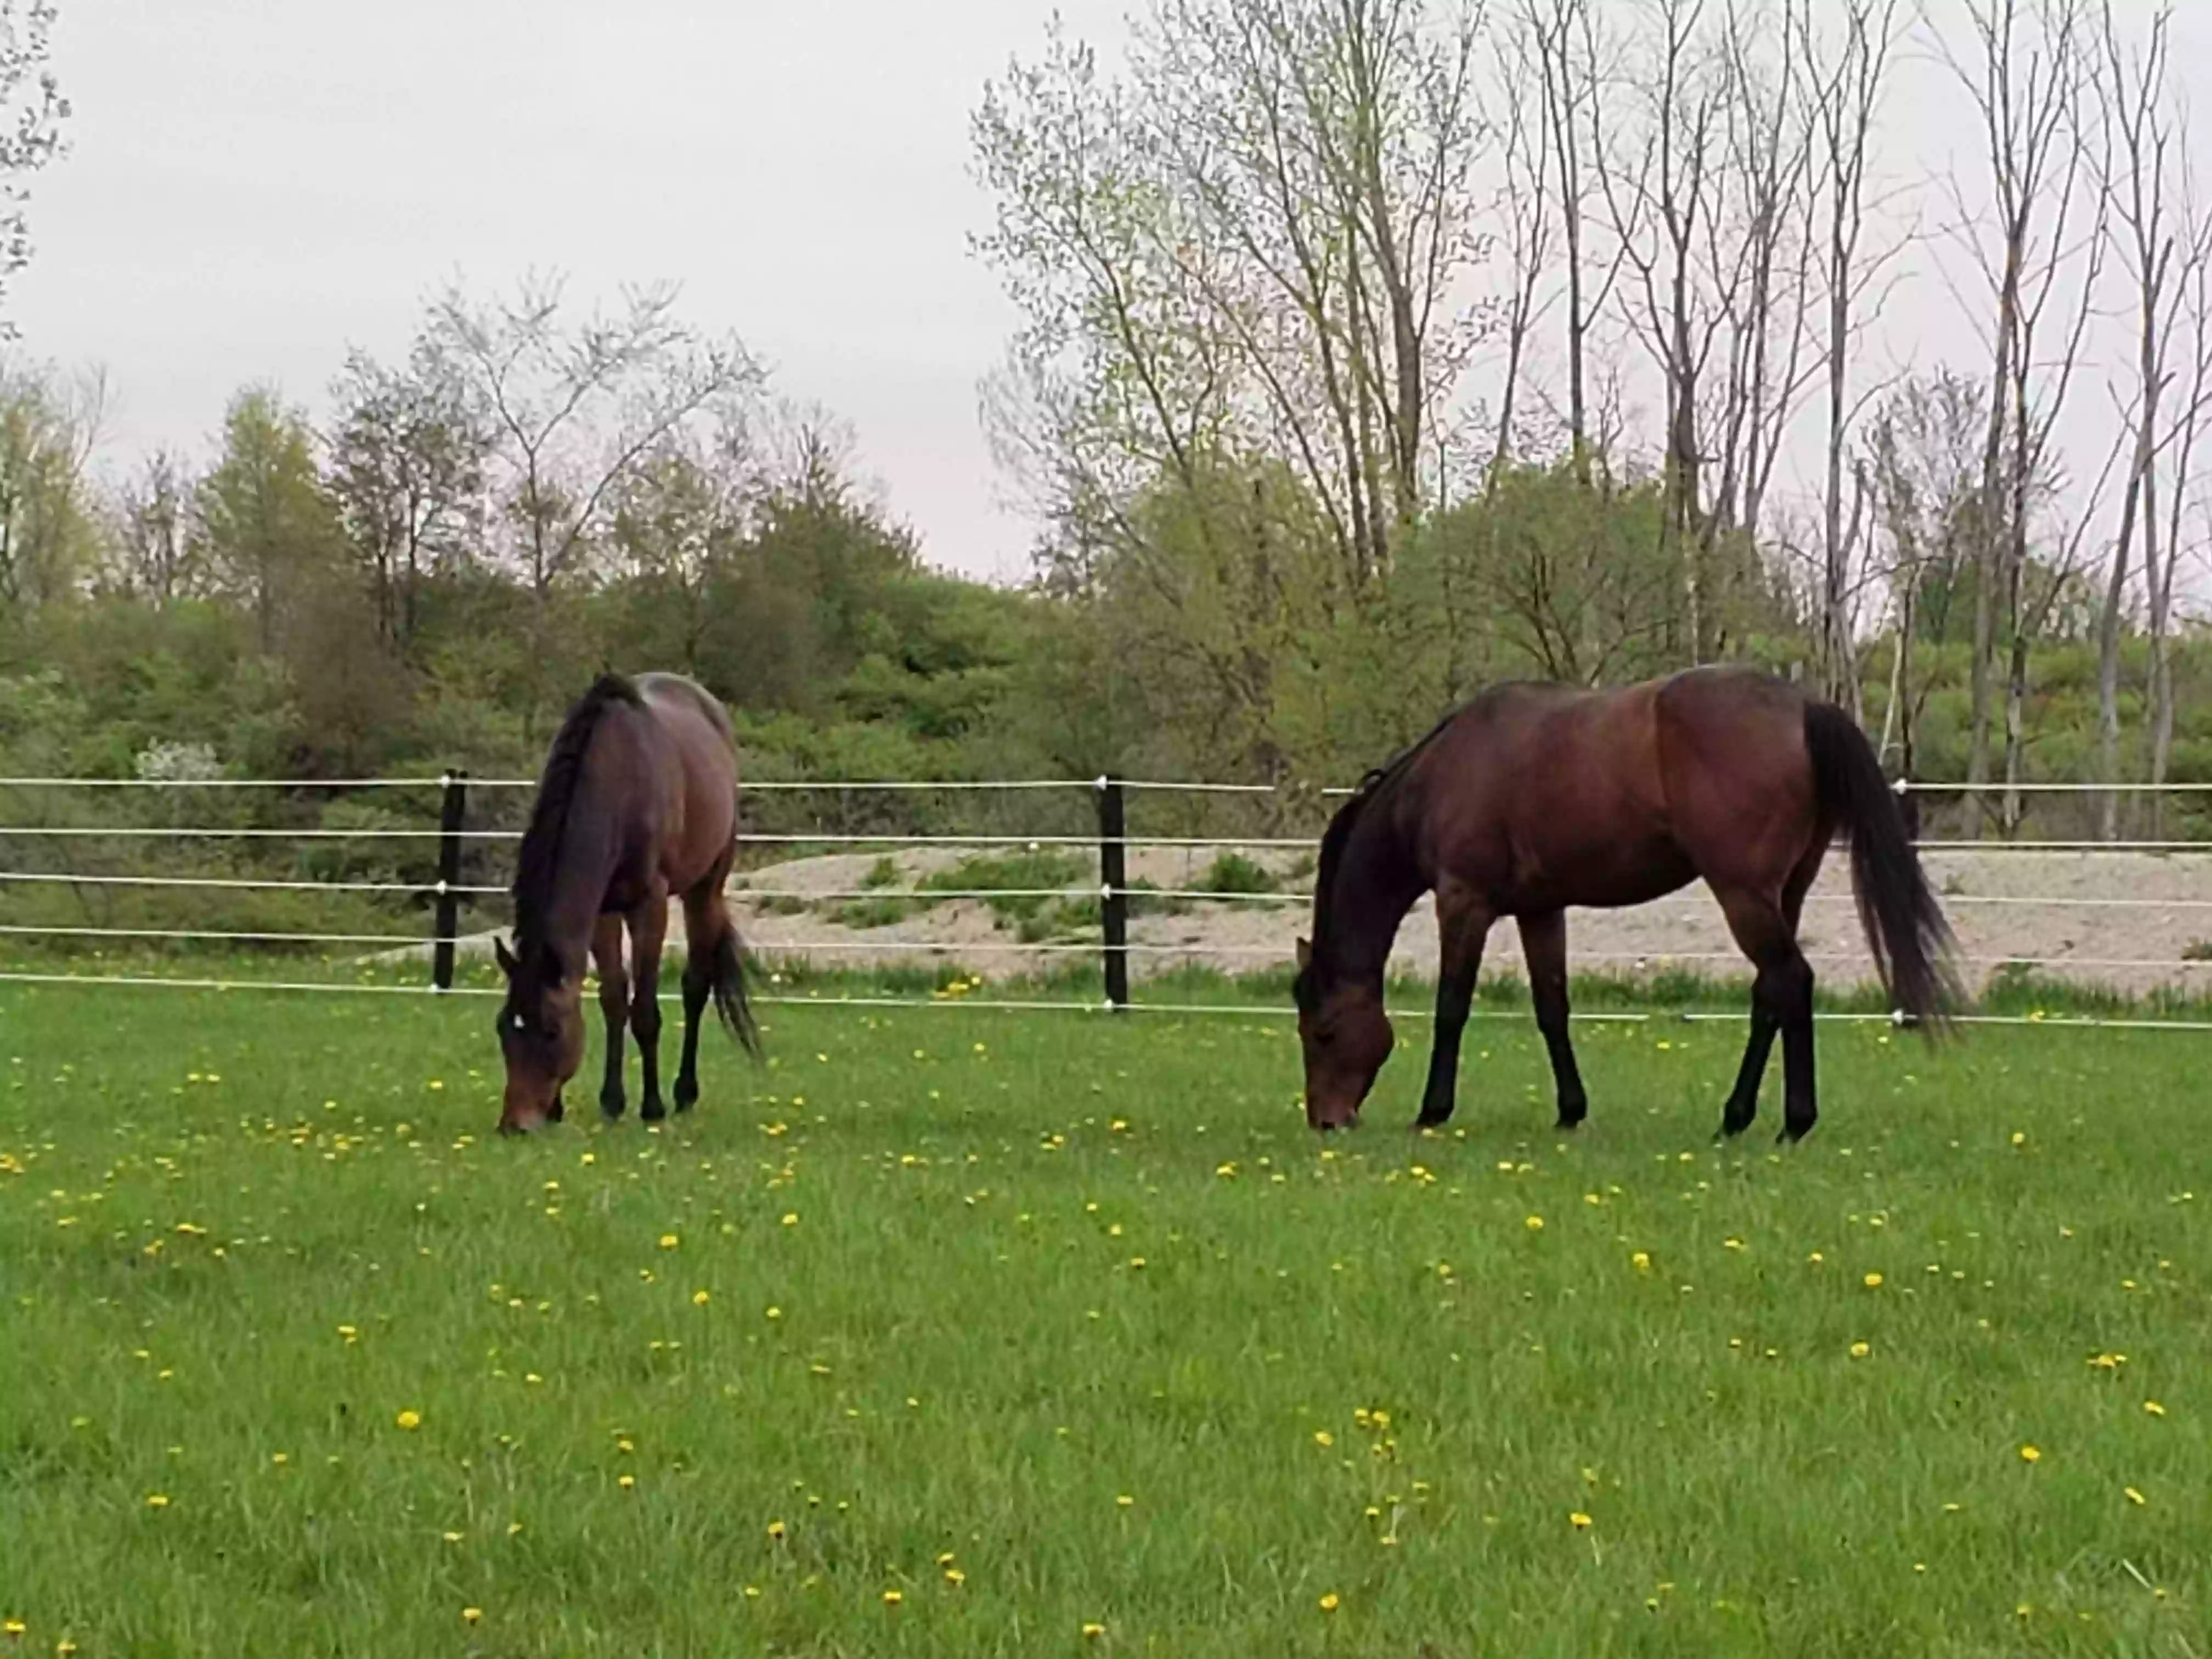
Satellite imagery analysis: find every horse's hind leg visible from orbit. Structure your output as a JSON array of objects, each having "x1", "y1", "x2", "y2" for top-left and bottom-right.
[
  {"x1": 592, "y1": 915, "x2": 628, "y2": 1121},
  {"x1": 1713, "y1": 885, "x2": 1817, "y2": 1143},
  {"x1": 1416, "y1": 881, "x2": 1492, "y2": 1128},
  {"x1": 673, "y1": 865, "x2": 731, "y2": 1114},
  {"x1": 627, "y1": 884, "x2": 672, "y2": 1122},
  {"x1": 1519, "y1": 910, "x2": 1589, "y2": 1129}
]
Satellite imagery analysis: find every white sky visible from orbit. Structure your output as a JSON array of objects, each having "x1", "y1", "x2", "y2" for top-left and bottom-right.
[
  {"x1": 14, "y1": 0, "x2": 1127, "y2": 582},
  {"x1": 13, "y1": 1, "x2": 2212, "y2": 588}
]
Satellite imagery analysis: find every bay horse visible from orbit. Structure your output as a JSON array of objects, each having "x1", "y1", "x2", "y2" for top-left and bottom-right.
[
  {"x1": 494, "y1": 672, "x2": 760, "y2": 1133},
  {"x1": 1292, "y1": 667, "x2": 1956, "y2": 1142}
]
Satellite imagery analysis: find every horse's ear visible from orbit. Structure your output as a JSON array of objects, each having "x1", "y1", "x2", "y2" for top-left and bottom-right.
[
  {"x1": 494, "y1": 935, "x2": 517, "y2": 978},
  {"x1": 1295, "y1": 936, "x2": 1312, "y2": 971}
]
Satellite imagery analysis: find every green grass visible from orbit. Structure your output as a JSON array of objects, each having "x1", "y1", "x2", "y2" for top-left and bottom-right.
[{"x1": 1, "y1": 976, "x2": 2207, "y2": 1656}]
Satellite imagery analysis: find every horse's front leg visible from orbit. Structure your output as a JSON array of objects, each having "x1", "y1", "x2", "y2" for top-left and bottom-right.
[
  {"x1": 591, "y1": 916, "x2": 629, "y2": 1120},
  {"x1": 1519, "y1": 909, "x2": 1588, "y2": 1129},
  {"x1": 627, "y1": 887, "x2": 672, "y2": 1122},
  {"x1": 1417, "y1": 883, "x2": 1492, "y2": 1128}
]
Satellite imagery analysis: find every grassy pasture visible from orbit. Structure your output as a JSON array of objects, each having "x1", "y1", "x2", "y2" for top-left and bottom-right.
[{"x1": 0, "y1": 978, "x2": 2206, "y2": 1657}]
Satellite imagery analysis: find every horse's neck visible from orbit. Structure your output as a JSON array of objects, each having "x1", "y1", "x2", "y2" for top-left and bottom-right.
[
  {"x1": 536, "y1": 797, "x2": 623, "y2": 972},
  {"x1": 1327, "y1": 800, "x2": 1427, "y2": 987}
]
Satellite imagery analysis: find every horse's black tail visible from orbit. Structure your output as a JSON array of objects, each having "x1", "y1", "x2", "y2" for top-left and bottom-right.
[
  {"x1": 705, "y1": 920, "x2": 763, "y2": 1060},
  {"x1": 1804, "y1": 700, "x2": 1960, "y2": 1031}
]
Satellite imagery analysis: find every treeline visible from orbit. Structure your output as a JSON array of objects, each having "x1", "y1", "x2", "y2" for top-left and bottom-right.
[{"x1": 972, "y1": 0, "x2": 2212, "y2": 837}]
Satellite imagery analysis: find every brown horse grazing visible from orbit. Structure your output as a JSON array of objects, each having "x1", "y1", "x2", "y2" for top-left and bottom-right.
[
  {"x1": 1292, "y1": 667, "x2": 1956, "y2": 1142},
  {"x1": 494, "y1": 673, "x2": 760, "y2": 1134}
]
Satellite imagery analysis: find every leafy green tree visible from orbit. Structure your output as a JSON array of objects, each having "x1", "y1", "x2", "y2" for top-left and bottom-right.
[
  {"x1": 0, "y1": 358, "x2": 102, "y2": 611},
  {"x1": 326, "y1": 343, "x2": 490, "y2": 648},
  {"x1": 193, "y1": 387, "x2": 345, "y2": 654}
]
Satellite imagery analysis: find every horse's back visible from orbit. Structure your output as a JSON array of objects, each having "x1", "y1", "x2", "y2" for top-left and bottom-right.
[
  {"x1": 629, "y1": 674, "x2": 739, "y2": 891},
  {"x1": 1415, "y1": 667, "x2": 1818, "y2": 911}
]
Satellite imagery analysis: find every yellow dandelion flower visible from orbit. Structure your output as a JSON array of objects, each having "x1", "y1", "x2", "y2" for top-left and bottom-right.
[
  {"x1": 692, "y1": 1289, "x2": 710, "y2": 1306},
  {"x1": 1116, "y1": 1494, "x2": 1134, "y2": 1507},
  {"x1": 945, "y1": 1568, "x2": 966, "y2": 1587},
  {"x1": 766, "y1": 1520, "x2": 786, "y2": 1540},
  {"x1": 658, "y1": 1233, "x2": 679, "y2": 1250},
  {"x1": 2125, "y1": 1486, "x2": 2146, "y2": 1506},
  {"x1": 2, "y1": 1620, "x2": 23, "y2": 1637},
  {"x1": 1314, "y1": 1430, "x2": 1334, "y2": 1448},
  {"x1": 781, "y1": 1213, "x2": 799, "y2": 1227},
  {"x1": 461, "y1": 1607, "x2": 483, "y2": 1626},
  {"x1": 882, "y1": 1589, "x2": 903, "y2": 1607},
  {"x1": 765, "y1": 1306, "x2": 782, "y2": 1320},
  {"x1": 1849, "y1": 1341, "x2": 1871, "y2": 1359},
  {"x1": 1525, "y1": 1215, "x2": 1545, "y2": 1232},
  {"x1": 2144, "y1": 1400, "x2": 2166, "y2": 1417},
  {"x1": 1317, "y1": 1593, "x2": 1340, "y2": 1613},
  {"x1": 144, "y1": 1493, "x2": 170, "y2": 1508},
  {"x1": 2018, "y1": 1444, "x2": 2041, "y2": 1464},
  {"x1": 1080, "y1": 1621, "x2": 1105, "y2": 1638},
  {"x1": 1863, "y1": 1272, "x2": 1883, "y2": 1288},
  {"x1": 1570, "y1": 1511, "x2": 1593, "y2": 1529},
  {"x1": 394, "y1": 1409, "x2": 421, "y2": 1430},
  {"x1": 618, "y1": 1473, "x2": 636, "y2": 1491},
  {"x1": 1630, "y1": 1250, "x2": 1651, "y2": 1271}
]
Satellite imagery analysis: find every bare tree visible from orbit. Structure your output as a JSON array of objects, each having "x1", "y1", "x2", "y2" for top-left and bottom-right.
[
  {"x1": 2089, "y1": 2, "x2": 2186, "y2": 838},
  {"x1": 425, "y1": 274, "x2": 757, "y2": 602},
  {"x1": 1523, "y1": 0, "x2": 1621, "y2": 480},
  {"x1": 2146, "y1": 145, "x2": 2212, "y2": 830},
  {"x1": 1489, "y1": 10, "x2": 1554, "y2": 475},
  {"x1": 975, "y1": 0, "x2": 1494, "y2": 595},
  {"x1": 1803, "y1": 0, "x2": 1903, "y2": 712},
  {"x1": 1933, "y1": 0, "x2": 2094, "y2": 831},
  {"x1": 107, "y1": 448, "x2": 200, "y2": 606},
  {"x1": 1597, "y1": 0, "x2": 1729, "y2": 656},
  {"x1": 326, "y1": 341, "x2": 492, "y2": 648}
]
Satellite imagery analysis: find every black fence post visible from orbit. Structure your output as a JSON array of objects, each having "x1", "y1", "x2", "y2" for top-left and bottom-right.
[
  {"x1": 432, "y1": 770, "x2": 469, "y2": 992},
  {"x1": 1096, "y1": 776, "x2": 1130, "y2": 1011}
]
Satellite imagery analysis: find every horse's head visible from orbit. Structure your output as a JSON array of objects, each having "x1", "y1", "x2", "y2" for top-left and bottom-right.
[
  {"x1": 493, "y1": 935, "x2": 585, "y2": 1133},
  {"x1": 1292, "y1": 937, "x2": 1394, "y2": 1131}
]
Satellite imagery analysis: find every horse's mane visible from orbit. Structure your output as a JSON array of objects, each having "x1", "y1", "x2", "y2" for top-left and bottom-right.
[
  {"x1": 512, "y1": 674, "x2": 642, "y2": 951},
  {"x1": 1296, "y1": 701, "x2": 1471, "y2": 1007}
]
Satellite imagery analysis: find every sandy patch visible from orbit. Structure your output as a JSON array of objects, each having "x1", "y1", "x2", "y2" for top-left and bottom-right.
[{"x1": 400, "y1": 844, "x2": 2212, "y2": 1000}]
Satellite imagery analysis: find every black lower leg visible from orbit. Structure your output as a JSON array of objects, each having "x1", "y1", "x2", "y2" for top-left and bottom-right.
[
  {"x1": 1719, "y1": 1007, "x2": 1778, "y2": 1138},
  {"x1": 673, "y1": 964, "x2": 709, "y2": 1112},
  {"x1": 634, "y1": 984, "x2": 665, "y2": 1121},
  {"x1": 1534, "y1": 983, "x2": 1588, "y2": 1129},
  {"x1": 1417, "y1": 977, "x2": 1475, "y2": 1127},
  {"x1": 1778, "y1": 985, "x2": 1818, "y2": 1143},
  {"x1": 598, "y1": 976, "x2": 629, "y2": 1119}
]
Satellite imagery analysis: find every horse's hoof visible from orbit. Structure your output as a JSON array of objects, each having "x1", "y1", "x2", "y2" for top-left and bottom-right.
[
  {"x1": 640, "y1": 1101, "x2": 667, "y2": 1123},
  {"x1": 1778, "y1": 1122, "x2": 1815, "y2": 1146},
  {"x1": 1555, "y1": 1116, "x2": 1584, "y2": 1132}
]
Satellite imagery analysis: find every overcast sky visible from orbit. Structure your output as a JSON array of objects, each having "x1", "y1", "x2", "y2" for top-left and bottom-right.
[
  {"x1": 14, "y1": 1, "x2": 2212, "y2": 588},
  {"x1": 14, "y1": 0, "x2": 1133, "y2": 582}
]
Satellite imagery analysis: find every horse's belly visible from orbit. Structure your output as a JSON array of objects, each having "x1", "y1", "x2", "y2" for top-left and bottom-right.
[{"x1": 1510, "y1": 835, "x2": 1695, "y2": 914}]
